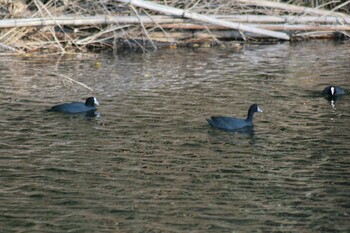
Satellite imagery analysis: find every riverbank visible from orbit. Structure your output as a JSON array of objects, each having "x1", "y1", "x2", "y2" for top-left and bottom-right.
[{"x1": 0, "y1": 0, "x2": 349, "y2": 53}]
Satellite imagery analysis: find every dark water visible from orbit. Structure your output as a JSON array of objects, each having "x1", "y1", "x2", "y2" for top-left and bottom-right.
[{"x1": 1, "y1": 41, "x2": 350, "y2": 232}]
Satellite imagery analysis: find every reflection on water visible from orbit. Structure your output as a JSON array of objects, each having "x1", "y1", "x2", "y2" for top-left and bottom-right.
[{"x1": 1, "y1": 41, "x2": 350, "y2": 232}]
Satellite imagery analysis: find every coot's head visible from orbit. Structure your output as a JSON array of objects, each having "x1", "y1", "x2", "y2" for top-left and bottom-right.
[
  {"x1": 322, "y1": 86, "x2": 346, "y2": 103},
  {"x1": 322, "y1": 86, "x2": 345, "y2": 96},
  {"x1": 246, "y1": 104, "x2": 262, "y2": 122},
  {"x1": 326, "y1": 86, "x2": 336, "y2": 96},
  {"x1": 249, "y1": 104, "x2": 263, "y2": 113},
  {"x1": 85, "y1": 97, "x2": 99, "y2": 107}
]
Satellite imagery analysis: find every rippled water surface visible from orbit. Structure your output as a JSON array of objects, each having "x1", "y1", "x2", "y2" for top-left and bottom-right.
[{"x1": 1, "y1": 41, "x2": 350, "y2": 232}]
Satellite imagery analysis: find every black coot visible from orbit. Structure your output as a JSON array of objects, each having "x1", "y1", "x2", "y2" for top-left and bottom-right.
[
  {"x1": 207, "y1": 104, "x2": 263, "y2": 131},
  {"x1": 50, "y1": 97, "x2": 99, "y2": 113},
  {"x1": 322, "y1": 86, "x2": 345, "y2": 101}
]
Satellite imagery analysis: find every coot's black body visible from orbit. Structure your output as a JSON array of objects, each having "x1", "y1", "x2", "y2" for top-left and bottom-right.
[
  {"x1": 322, "y1": 86, "x2": 345, "y2": 101},
  {"x1": 207, "y1": 104, "x2": 262, "y2": 131},
  {"x1": 50, "y1": 97, "x2": 99, "y2": 113}
]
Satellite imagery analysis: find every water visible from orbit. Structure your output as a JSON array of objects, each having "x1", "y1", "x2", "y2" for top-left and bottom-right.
[{"x1": 1, "y1": 41, "x2": 349, "y2": 232}]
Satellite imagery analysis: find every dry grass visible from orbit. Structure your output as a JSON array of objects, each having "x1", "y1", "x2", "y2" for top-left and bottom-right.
[{"x1": 0, "y1": 0, "x2": 349, "y2": 53}]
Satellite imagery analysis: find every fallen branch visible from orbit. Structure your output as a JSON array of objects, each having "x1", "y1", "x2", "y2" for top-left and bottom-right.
[
  {"x1": 0, "y1": 15, "x2": 349, "y2": 28},
  {"x1": 158, "y1": 23, "x2": 350, "y2": 31},
  {"x1": 142, "y1": 30, "x2": 336, "y2": 42},
  {"x1": 235, "y1": 0, "x2": 350, "y2": 21},
  {"x1": 115, "y1": 0, "x2": 290, "y2": 40},
  {"x1": 211, "y1": 14, "x2": 350, "y2": 24}
]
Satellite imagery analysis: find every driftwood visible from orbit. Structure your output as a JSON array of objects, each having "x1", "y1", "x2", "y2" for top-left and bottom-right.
[
  {"x1": 0, "y1": 15, "x2": 349, "y2": 28},
  {"x1": 158, "y1": 23, "x2": 350, "y2": 32},
  {"x1": 140, "y1": 30, "x2": 336, "y2": 43},
  {"x1": 211, "y1": 15, "x2": 350, "y2": 24},
  {"x1": 235, "y1": 0, "x2": 350, "y2": 21},
  {"x1": 0, "y1": 15, "x2": 347, "y2": 38},
  {"x1": 115, "y1": 0, "x2": 290, "y2": 40},
  {"x1": 0, "y1": 15, "x2": 183, "y2": 28}
]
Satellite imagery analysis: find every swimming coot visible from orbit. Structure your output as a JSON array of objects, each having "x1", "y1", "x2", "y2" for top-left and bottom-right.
[
  {"x1": 50, "y1": 97, "x2": 99, "y2": 113},
  {"x1": 322, "y1": 86, "x2": 345, "y2": 101},
  {"x1": 207, "y1": 104, "x2": 263, "y2": 131}
]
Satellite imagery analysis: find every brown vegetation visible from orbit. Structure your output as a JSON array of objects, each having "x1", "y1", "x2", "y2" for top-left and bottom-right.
[{"x1": 0, "y1": 0, "x2": 349, "y2": 53}]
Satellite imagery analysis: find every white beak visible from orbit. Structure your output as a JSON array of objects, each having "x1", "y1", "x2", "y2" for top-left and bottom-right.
[
  {"x1": 257, "y1": 106, "x2": 263, "y2": 113},
  {"x1": 94, "y1": 97, "x2": 99, "y2": 106}
]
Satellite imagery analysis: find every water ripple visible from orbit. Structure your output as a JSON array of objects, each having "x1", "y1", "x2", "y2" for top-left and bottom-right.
[{"x1": 1, "y1": 41, "x2": 350, "y2": 232}]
